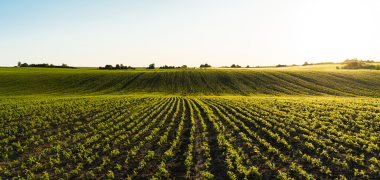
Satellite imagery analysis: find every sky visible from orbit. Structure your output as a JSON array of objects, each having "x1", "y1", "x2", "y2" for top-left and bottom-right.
[{"x1": 1, "y1": 0, "x2": 380, "y2": 67}]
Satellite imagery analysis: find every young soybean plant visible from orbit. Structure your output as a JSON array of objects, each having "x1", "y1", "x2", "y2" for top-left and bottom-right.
[
  {"x1": 107, "y1": 170, "x2": 115, "y2": 180},
  {"x1": 201, "y1": 171, "x2": 214, "y2": 179}
]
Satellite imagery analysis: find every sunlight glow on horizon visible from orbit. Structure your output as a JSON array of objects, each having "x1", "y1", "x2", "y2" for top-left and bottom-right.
[{"x1": 1, "y1": 0, "x2": 379, "y2": 67}]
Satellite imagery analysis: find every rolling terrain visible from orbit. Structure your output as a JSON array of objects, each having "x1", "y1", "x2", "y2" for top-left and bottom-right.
[
  {"x1": 1, "y1": 66, "x2": 380, "y2": 180},
  {"x1": 1, "y1": 67, "x2": 380, "y2": 97}
]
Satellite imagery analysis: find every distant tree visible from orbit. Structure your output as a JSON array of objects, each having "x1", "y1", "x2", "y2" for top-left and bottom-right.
[
  {"x1": 18, "y1": 61, "x2": 21, "y2": 67},
  {"x1": 347, "y1": 61, "x2": 360, "y2": 69},
  {"x1": 116, "y1": 64, "x2": 121, "y2": 69},
  {"x1": 120, "y1": 64, "x2": 124, "y2": 69},
  {"x1": 62, "y1": 63, "x2": 68, "y2": 67},
  {"x1": 200, "y1": 63, "x2": 211, "y2": 68},
  {"x1": 343, "y1": 58, "x2": 378, "y2": 64},
  {"x1": 105, "y1": 65, "x2": 113, "y2": 69},
  {"x1": 147, "y1": 63, "x2": 155, "y2": 69},
  {"x1": 336, "y1": 66, "x2": 340, "y2": 69},
  {"x1": 160, "y1": 65, "x2": 176, "y2": 69},
  {"x1": 342, "y1": 61, "x2": 362, "y2": 69},
  {"x1": 50, "y1": 64, "x2": 55, "y2": 67},
  {"x1": 365, "y1": 64, "x2": 375, "y2": 69},
  {"x1": 303, "y1": 62, "x2": 309, "y2": 66},
  {"x1": 21, "y1": 63, "x2": 28, "y2": 67},
  {"x1": 231, "y1": 64, "x2": 236, "y2": 68},
  {"x1": 246, "y1": 65, "x2": 249, "y2": 68},
  {"x1": 181, "y1": 65, "x2": 187, "y2": 68},
  {"x1": 376, "y1": 64, "x2": 380, "y2": 70}
]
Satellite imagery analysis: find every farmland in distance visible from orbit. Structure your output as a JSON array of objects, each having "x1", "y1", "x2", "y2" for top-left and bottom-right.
[
  {"x1": 2, "y1": 67, "x2": 380, "y2": 97},
  {"x1": 1, "y1": 67, "x2": 380, "y2": 179}
]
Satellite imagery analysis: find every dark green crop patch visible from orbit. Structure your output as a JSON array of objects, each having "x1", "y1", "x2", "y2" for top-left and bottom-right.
[{"x1": 1, "y1": 67, "x2": 380, "y2": 97}]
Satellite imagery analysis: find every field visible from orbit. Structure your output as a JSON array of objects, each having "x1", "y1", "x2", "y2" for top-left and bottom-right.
[
  {"x1": 2, "y1": 66, "x2": 380, "y2": 97},
  {"x1": 1, "y1": 67, "x2": 380, "y2": 179}
]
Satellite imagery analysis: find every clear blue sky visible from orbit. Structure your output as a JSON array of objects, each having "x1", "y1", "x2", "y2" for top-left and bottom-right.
[{"x1": 1, "y1": 0, "x2": 379, "y2": 67}]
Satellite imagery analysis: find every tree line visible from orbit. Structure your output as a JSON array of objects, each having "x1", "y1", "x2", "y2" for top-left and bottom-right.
[
  {"x1": 337, "y1": 58, "x2": 380, "y2": 70},
  {"x1": 17, "y1": 62, "x2": 71, "y2": 68},
  {"x1": 159, "y1": 65, "x2": 188, "y2": 69},
  {"x1": 338, "y1": 61, "x2": 380, "y2": 70},
  {"x1": 343, "y1": 58, "x2": 377, "y2": 63},
  {"x1": 99, "y1": 64, "x2": 135, "y2": 69},
  {"x1": 18, "y1": 59, "x2": 379, "y2": 70},
  {"x1": 147, "y1": 63, "x2": 210, "y2": 69}
]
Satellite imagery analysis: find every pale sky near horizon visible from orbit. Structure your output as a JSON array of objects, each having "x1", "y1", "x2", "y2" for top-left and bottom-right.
[{"x1": 1, "y1": 0, "x2": 379, "y2": 67}]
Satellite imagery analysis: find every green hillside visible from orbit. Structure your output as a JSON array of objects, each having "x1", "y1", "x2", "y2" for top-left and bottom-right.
[{"x1": 1, "y1": 67, "x2": 380, "y2": 97}]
